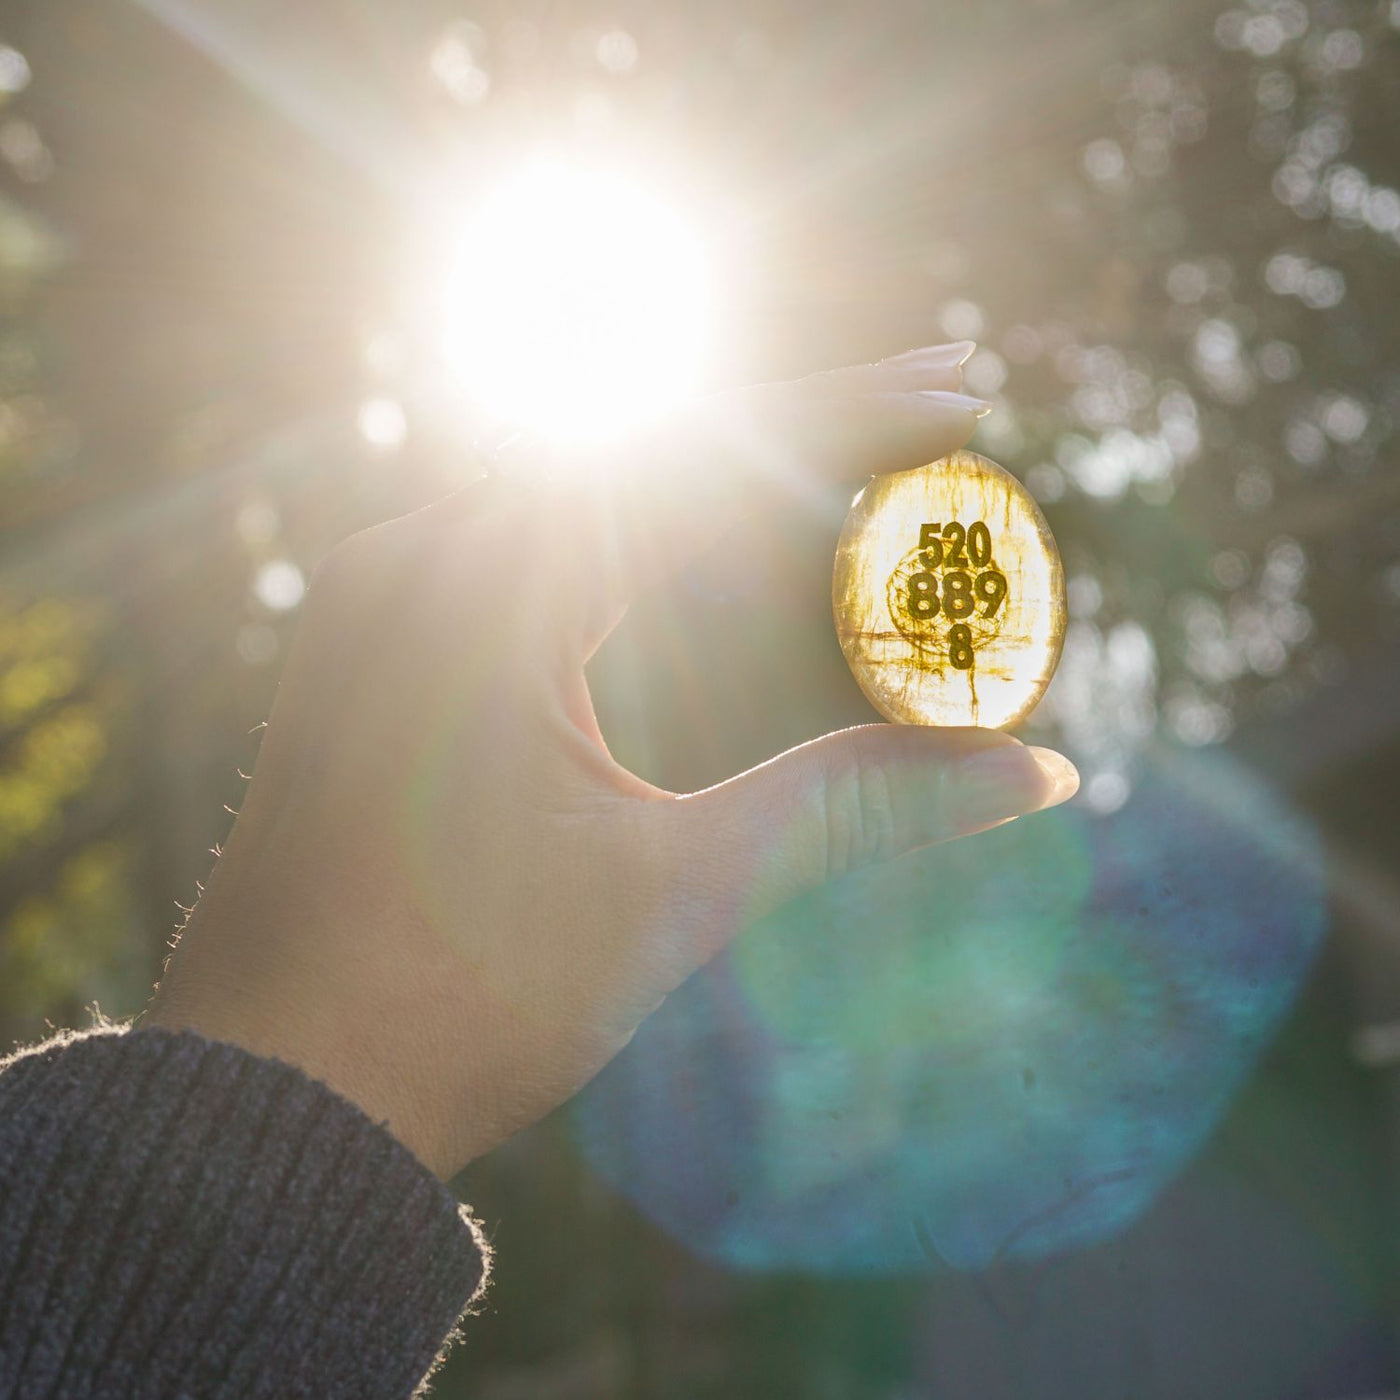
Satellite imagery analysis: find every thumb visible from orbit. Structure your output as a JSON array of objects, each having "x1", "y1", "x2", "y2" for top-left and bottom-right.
[{"x1": 670, "y1": 726, "x2": 1078, "y2": 956}]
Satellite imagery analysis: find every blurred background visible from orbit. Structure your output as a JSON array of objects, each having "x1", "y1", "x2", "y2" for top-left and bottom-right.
[{"x1": 2, "y1": 0, "x2": 1400, "y2": 1395}]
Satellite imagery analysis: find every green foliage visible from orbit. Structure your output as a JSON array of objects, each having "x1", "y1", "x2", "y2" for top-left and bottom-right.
[{"x1": 1, "y1": 839, "x2": 134, "y2": 1017}]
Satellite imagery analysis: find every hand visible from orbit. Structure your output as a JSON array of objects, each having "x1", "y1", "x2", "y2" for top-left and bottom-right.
[{"x1": 145, "y1": 344, "x2": 1078, "y2": 1179}]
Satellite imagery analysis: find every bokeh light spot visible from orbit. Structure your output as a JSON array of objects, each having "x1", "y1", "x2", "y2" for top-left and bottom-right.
[
  {"x1": 357, "y1": 396, "x2": 407, "y2": 452},
  {"x1": 0, "y1": 46, "x2": 30, "y2": 95},
  {"x1": 252, "y1": 560, "x2": 305, "y2": 613}
]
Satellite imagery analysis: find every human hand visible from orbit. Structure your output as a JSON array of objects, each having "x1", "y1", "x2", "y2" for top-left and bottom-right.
[{"x1": 145, "y1": 343, "x2": 1078, "y2": 1179}]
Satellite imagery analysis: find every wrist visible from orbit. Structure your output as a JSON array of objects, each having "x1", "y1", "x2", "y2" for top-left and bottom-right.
[
  {"x1": 144, "y1": 836, "x2": 457, "y2": 1178},
  {"x1": 145, "y1": 982, "x2": 453, "y2": 1177}
]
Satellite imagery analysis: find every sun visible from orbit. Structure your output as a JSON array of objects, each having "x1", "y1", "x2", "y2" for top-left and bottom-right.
[{"x1": 440, "y1": 161, "x2": 713, "y2": 445}]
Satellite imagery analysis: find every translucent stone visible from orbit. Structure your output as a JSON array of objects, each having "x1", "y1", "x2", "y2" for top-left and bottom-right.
[{"x1": 832, "y1": 451, "x2": 1067, "y2": 729}]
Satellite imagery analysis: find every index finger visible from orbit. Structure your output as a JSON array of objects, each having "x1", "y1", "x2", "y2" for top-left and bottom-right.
[{"x1": 532, "y1": 351, "x2": 992, "y2": 644}]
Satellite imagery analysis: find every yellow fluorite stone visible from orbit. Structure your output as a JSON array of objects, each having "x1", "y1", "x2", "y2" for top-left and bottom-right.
[{"x1": 832, "y1": 451, "x2": 1067, "y2": 729}]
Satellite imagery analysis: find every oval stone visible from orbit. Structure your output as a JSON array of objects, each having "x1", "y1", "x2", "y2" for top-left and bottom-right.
[{"x1": 832, "y1": 451, "x2": 1066, "y2": 729}]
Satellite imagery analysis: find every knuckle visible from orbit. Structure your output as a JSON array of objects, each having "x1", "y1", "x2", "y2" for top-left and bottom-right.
[
  {"x1": 306, "y1": 523, "x2": 426, "y2": 617},
  {"x1": 307, "y1": 532, "x2": 375, "y2": 601},
  {"x1": 821, "y1": 750, "x2": 898, "y2": 879}
]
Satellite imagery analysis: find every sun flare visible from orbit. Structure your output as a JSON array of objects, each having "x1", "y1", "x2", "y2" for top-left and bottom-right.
[{"x1": 440, "y1": 162, "x2": 712, "y2": 445}]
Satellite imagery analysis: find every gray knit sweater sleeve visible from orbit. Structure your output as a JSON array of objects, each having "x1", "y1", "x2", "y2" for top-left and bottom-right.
[{"x1": 0, "y1": 1025, "x2": 490, "y2": 1398}]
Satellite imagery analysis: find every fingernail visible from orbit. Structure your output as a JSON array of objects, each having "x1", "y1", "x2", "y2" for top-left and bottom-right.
[
  {"x1": 917, "y1": 390, "x2": 995, "y2": 419},
  {"x1": 956, "y1": 744, "x2": 1079, "y2": 825},
  {"x1": 948, "y1": 340, "x2": 977, "y2": 368},
  {"x1": 885, "y1": 340, "x2": 977, "y2": 368},
  {"x1": 1024, "y1": 747, "x2": 1080, "y2": 802}
]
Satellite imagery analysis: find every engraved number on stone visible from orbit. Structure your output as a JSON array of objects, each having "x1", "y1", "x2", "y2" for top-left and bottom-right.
[
  {"x1": 907, "y1": 571, "x2": 939, "y2": 618},
  {"x1": 918, "y1": 523, "x2": 944, "y2": 569},
  {"x1": 941, "y1": 570, "x2": 976, "y2": 619},
  {"x1": 949, "y1": 623, "x2": 975, "y2": 670},
  {"x1": 967, "y1": 521, "x2": 992, "y2": 568},
  {"x1": 974, "y1": 569, "x2": 1008, "y2": 618},
  {"x1": 904, "y1": 520, "x2": 1008, "y2": 626}
]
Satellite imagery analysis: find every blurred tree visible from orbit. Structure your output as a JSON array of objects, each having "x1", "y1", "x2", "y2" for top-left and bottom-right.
[{"x1": 0, "y1": 76, "x2": 148, "y2": 1038}]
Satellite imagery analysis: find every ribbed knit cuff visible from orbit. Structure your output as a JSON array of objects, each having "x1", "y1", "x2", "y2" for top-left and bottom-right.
[{"x1": 0, "y1": 1024, "x2": 489, "y2": 1400}]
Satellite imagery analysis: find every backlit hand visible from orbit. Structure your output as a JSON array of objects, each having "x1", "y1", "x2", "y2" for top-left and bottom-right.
[{"x1": 146, "y1": 343, "x2": 1077, "y2": 1179}]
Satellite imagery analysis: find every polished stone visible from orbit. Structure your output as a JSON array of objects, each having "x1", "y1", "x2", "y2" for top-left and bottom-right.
[{"x1": 832, "y1": 451, "x2": 1067, "y2": 728}]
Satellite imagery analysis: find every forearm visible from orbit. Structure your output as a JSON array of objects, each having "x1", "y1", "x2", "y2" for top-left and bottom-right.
[{"x1": 0, "y1": 1024, "x2": 489, "y2": 1399}]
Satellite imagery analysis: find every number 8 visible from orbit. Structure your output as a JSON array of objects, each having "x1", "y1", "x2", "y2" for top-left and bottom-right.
[
  {"x1": 949, "y1": 623, "x2": 975, "y2": 670},
  {"x1": 906, "y1": 571, "x2": 939, "y2": 619}
]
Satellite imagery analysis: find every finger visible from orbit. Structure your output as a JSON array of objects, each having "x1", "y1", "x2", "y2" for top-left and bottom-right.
[
  {"x1": 809, "y1": 338, "x2": 976, "y2": 394},
  {"x1": 497, "y1": 349, "x2": 988, "y2": 640},
  {"x1": 424, "y1": 342, "x2": 973, "y2": 526},
  {"x1": 605, "y1": 352, "x2": 991, "y2": 575},
  {"x1": 663, "y1": 726, "x2": 1077, "y2": 960}
]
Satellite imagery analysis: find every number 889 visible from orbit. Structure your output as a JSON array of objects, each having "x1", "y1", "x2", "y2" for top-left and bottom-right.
[{"x1": 905, "y1": 567, "x2": 1007, "y2": 621}]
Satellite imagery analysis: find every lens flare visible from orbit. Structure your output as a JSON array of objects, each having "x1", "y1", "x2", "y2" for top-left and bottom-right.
[
  {"x1": 441, "y1": 162, "x2": 711, "y2": 444},
  {"x1": 572, "y1": 748, "x2": 1325, "y2": 1275}
]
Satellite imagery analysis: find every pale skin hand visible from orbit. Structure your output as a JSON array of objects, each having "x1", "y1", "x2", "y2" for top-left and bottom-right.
[{"x1": 144, "y1": 342, "x2": 1079, "y2": 1180}]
